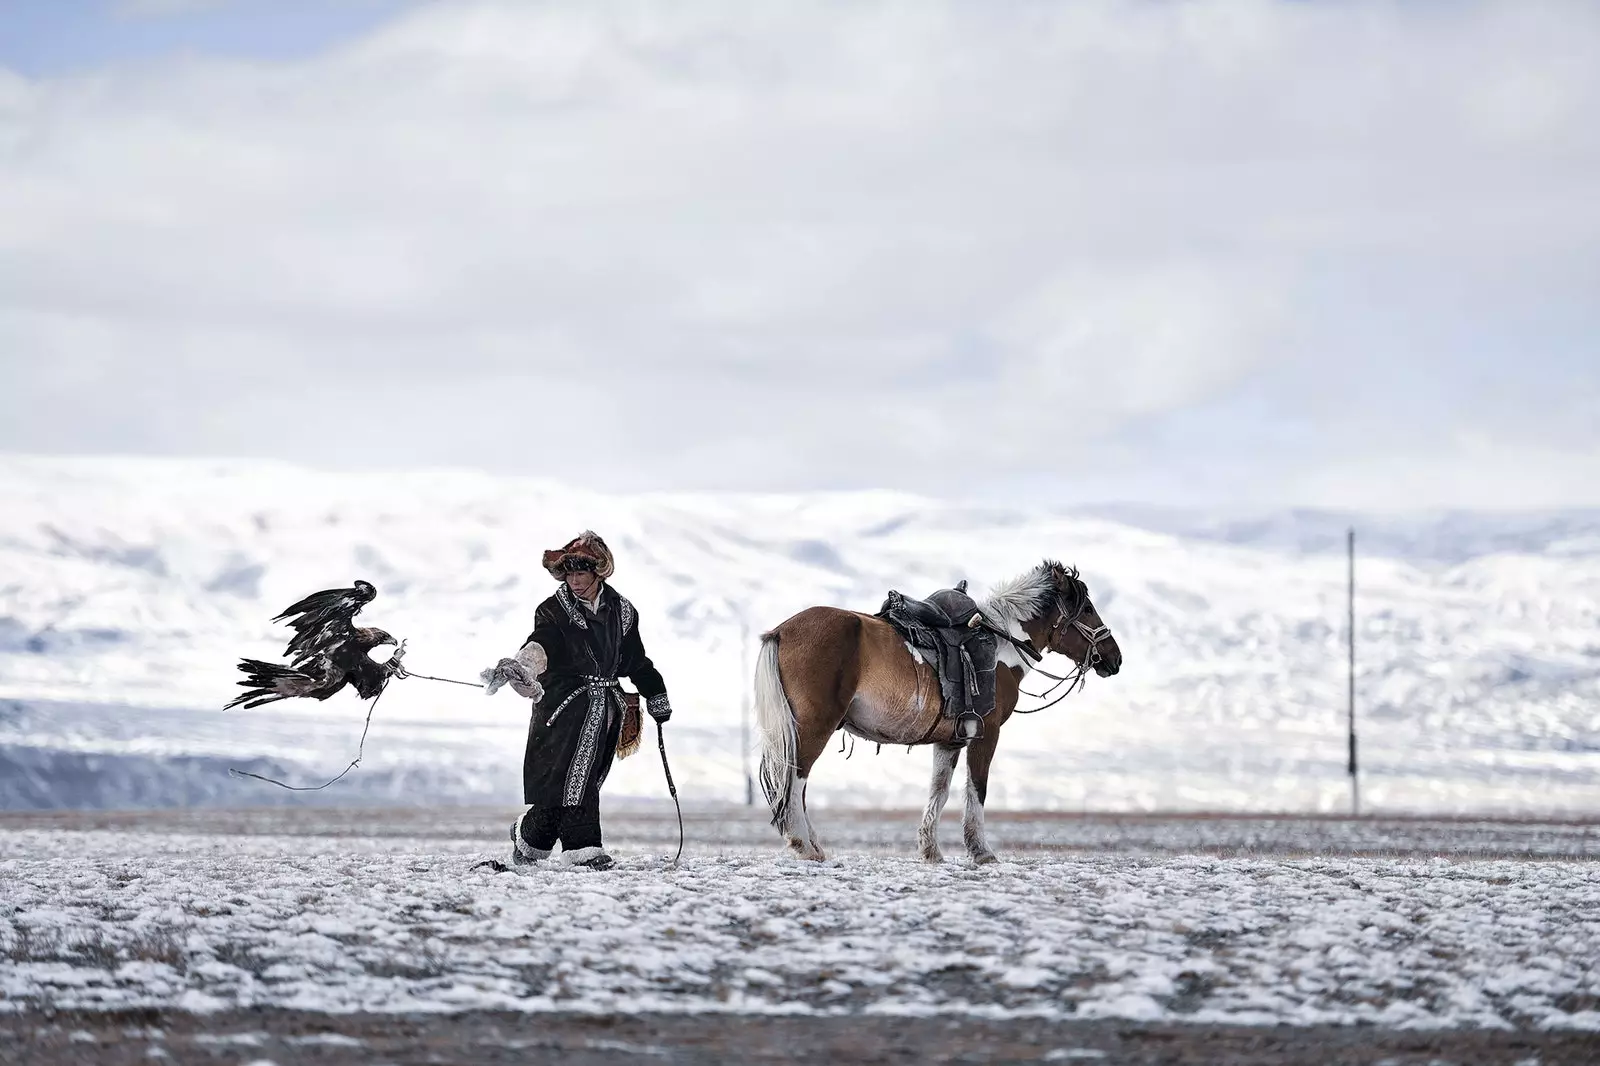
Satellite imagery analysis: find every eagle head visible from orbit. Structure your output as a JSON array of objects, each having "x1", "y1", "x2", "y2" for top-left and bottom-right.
[{"x1": 356, "y1": 627, "x2": 398, "y2": 649}]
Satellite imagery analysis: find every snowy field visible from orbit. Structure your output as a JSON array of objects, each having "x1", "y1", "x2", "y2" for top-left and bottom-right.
[{"x1": 3, "y1": 807, "x2": 1598, "y2": 1036}]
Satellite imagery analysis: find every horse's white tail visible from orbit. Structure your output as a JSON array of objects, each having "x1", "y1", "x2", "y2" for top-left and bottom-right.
[{"x1": 754, "y1": 634, "x2": 798, "y2": 828}]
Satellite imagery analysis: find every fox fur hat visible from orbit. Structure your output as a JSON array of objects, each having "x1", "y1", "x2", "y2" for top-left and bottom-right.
[{"x1": 541, "y1": 530, "x2": 615, "y2": 581}]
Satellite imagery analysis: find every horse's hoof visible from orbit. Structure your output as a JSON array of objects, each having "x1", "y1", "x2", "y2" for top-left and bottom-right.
[
  {"x1": 921, "y1": 852, "x2": 943, "y2": 865},
  {"x1": 788, "y1": 840, "x2": 826, "y2": 862},
  {"x1": 972, "y1": 852, "x2": 999, "y2": 866}
]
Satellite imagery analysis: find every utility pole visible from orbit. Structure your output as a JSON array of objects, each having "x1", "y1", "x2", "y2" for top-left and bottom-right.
[
  {"x1": 1347, "y1": 527, "x2": 1359, "y2": 817},
  {"x1": 740, "y1": 616, "x2": 753, "y2": 806}
]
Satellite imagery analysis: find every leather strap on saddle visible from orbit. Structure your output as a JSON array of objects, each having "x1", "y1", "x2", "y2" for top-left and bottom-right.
[{"x1": 877, "y1": 584, "x2": 999, "y2": 724}]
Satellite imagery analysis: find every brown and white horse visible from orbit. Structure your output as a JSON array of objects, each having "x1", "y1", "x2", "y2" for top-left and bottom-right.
[{"x1": 754, "y1": 561, "x2": 1121, "y2": 863}]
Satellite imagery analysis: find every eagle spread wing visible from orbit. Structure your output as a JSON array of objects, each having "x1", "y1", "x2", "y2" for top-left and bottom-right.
[
  {"x1": 225, "y1": 579, "x2": 396, "y2": 709},
  {"x1": 273, "y1": 579, "x2": 377, "y2": 665}
]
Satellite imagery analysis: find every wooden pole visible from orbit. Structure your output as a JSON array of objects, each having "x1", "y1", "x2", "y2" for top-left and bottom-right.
[{"x1": 1348, "y1": 527, "x2": 1359, "y2": 817}]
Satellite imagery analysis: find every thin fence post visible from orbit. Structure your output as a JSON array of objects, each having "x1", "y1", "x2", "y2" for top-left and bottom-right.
[
  {"x1": 740, "y1": 616, "x2": 753, "y2": 806},
  {"x1": 1348, "y1": 527, "x2": 1359, "y2": 817}
]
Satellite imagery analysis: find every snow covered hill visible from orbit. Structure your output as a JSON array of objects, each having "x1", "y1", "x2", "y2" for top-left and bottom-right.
[{"x1": 1, "y1": 455, "x2": 1597, "y2": 814}]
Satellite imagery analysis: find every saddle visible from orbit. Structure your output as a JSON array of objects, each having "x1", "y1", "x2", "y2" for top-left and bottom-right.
[{"x1": 876, "y1": 580, "x2": 998, "y2": 737}]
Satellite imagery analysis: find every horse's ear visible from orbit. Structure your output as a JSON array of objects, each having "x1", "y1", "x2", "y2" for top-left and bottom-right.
[{"x1": 955, "y1": 579, "x2": 967, "y2": 594}]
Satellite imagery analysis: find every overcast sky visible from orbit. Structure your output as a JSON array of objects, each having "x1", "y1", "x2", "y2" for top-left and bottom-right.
[{"x1": 1, "y1": 0, "x2": 1597, "y2": 509}]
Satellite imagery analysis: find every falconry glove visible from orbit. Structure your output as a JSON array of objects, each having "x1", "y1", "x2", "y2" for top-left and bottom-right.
[{"x1": 480, "y1": 641, "x2": 548, "y2": 703}]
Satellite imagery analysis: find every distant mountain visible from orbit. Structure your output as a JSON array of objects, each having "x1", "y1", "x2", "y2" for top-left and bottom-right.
[
  {"x1": 2, "y1": 456, "x2": 1596, "y2": 814},
  {"x1": 1080, "y1": 503, "x2": 1600, "y2": 563}
]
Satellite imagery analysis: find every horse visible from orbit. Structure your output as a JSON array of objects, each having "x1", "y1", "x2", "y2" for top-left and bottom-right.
[{"x1": 753, "y1": 560, "x2": 1122, "y2": 863}]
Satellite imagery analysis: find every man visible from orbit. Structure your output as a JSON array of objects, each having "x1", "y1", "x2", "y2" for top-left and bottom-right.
[{"x1": 489, "y1": 531, "x2": 672, "y2": 871}]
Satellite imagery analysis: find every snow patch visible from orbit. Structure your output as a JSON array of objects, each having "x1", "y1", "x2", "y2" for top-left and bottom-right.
[{"x1": 2, "y1": 829, "x2": 1596, "y2": 1029}]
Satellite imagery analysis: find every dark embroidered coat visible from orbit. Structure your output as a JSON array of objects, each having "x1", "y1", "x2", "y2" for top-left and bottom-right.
[{"x1": 520, "y1": 583, "x2": 668, "y2": 808}]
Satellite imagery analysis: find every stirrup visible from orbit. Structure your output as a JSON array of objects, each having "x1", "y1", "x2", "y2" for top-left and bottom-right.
[{"x1": 955, "y1": 712, "x2": 983, "y2": 742}]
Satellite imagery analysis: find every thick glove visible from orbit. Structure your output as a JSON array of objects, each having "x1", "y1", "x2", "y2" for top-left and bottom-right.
[
  {"x1": 480, "y1": 659, "x2": 544, "y2": 701},
  {"x1": 646, "y1": 693, "x2": 672, "y2": 723},
  {"x1": 480, "y1": 642, "x2": 548, "y2": 701},
  {"x1": 480, "y1": 659, "x2": 544, "y2": 702},
  {"x1": 509, "y1": 675, "x2": 544, "y2": 702}
]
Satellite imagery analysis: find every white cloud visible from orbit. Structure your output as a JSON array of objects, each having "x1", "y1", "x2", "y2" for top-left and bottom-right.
[
  {"x1": 986, "y1": 261, "x2": 1288, "y2": 430},
  {"x1": 0, "y1": 0, "x2": 1597, "y2": 500}
]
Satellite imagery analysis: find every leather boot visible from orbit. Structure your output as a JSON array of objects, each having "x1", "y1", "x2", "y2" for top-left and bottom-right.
[
  {"x1": 509, "y1": 819, "x2": 551, "y2": 866},
  {"x1": 567, "y1": 848, "x2": 615, "y2": 871}
]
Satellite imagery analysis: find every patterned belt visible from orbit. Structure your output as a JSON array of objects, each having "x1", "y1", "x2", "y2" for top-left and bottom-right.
[{"x1": 545, "y1": 676, "x2": 621, "y2": 727}]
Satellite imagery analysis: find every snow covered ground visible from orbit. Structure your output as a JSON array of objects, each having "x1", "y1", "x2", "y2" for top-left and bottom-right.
[
  {"x1": 3, "y1": 809, "x2": 1598, "y2": 1030},
  {"x1": 2, "y1": 455, "x2": 1599, "y2": 814}
]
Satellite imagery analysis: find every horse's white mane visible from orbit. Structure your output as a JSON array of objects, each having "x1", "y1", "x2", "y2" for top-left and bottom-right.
[
  {"x1": 980, "y1": 563, "x2": 1059, "y2": 671},
  {"x1": 979, "y1": 560, "x2": 1056, "y2": 643}
]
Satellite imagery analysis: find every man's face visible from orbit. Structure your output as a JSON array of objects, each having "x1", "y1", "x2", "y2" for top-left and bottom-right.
[{"x1": 564, "y1": 569, "x2": 599, "y2": 599}]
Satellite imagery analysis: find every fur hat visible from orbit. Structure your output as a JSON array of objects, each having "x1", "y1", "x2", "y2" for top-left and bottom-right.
[{"x1": 542, "y1": 530, "x2": 615, "y2": 581}]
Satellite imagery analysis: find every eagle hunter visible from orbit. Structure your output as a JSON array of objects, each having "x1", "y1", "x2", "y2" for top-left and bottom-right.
[{"x1": 225, "y1": 580, "x2": 402, "y2": 709}]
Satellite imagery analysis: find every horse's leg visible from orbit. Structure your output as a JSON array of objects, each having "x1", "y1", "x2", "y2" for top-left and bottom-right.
[
  {"x1": 783, "y1": 700, "x2": 845, "y2": 861},
  {"x1": 918, "y1": 744, "x2": 963, "y2": 863},
  {"x1": 763, "y1": 650, "x2": 851, "y2": 861},
  {"x1": 785, "y1": 612, "x2": 875, "y2": 862},
  {"x1": 757, "y1": 632, "x2": 830, "y2": 861},
  {"x1": 773, "y1": 734, "x2": 831, "y2": 861},
  {"x1": 962, "y1": 731, "x2": 1001, "y2": 865}
]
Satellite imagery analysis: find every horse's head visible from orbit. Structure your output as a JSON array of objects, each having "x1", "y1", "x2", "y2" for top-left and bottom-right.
[{"x1": 1040, "y1": 561, "x2": 1121, "y2": 677}]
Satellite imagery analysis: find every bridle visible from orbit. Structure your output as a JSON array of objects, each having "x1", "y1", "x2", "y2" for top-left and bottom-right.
[
  {"x1": 1047, "y1": 588, "x2": 1111, "y2": 654},
  {"x1": 1008, "y1": 582, "x2": 1112, "y2": 714}
]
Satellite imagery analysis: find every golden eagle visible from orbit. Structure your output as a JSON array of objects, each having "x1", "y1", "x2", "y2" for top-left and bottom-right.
[{"x1": 225, "y1": 580, "x2": 401, "y2": 709}]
